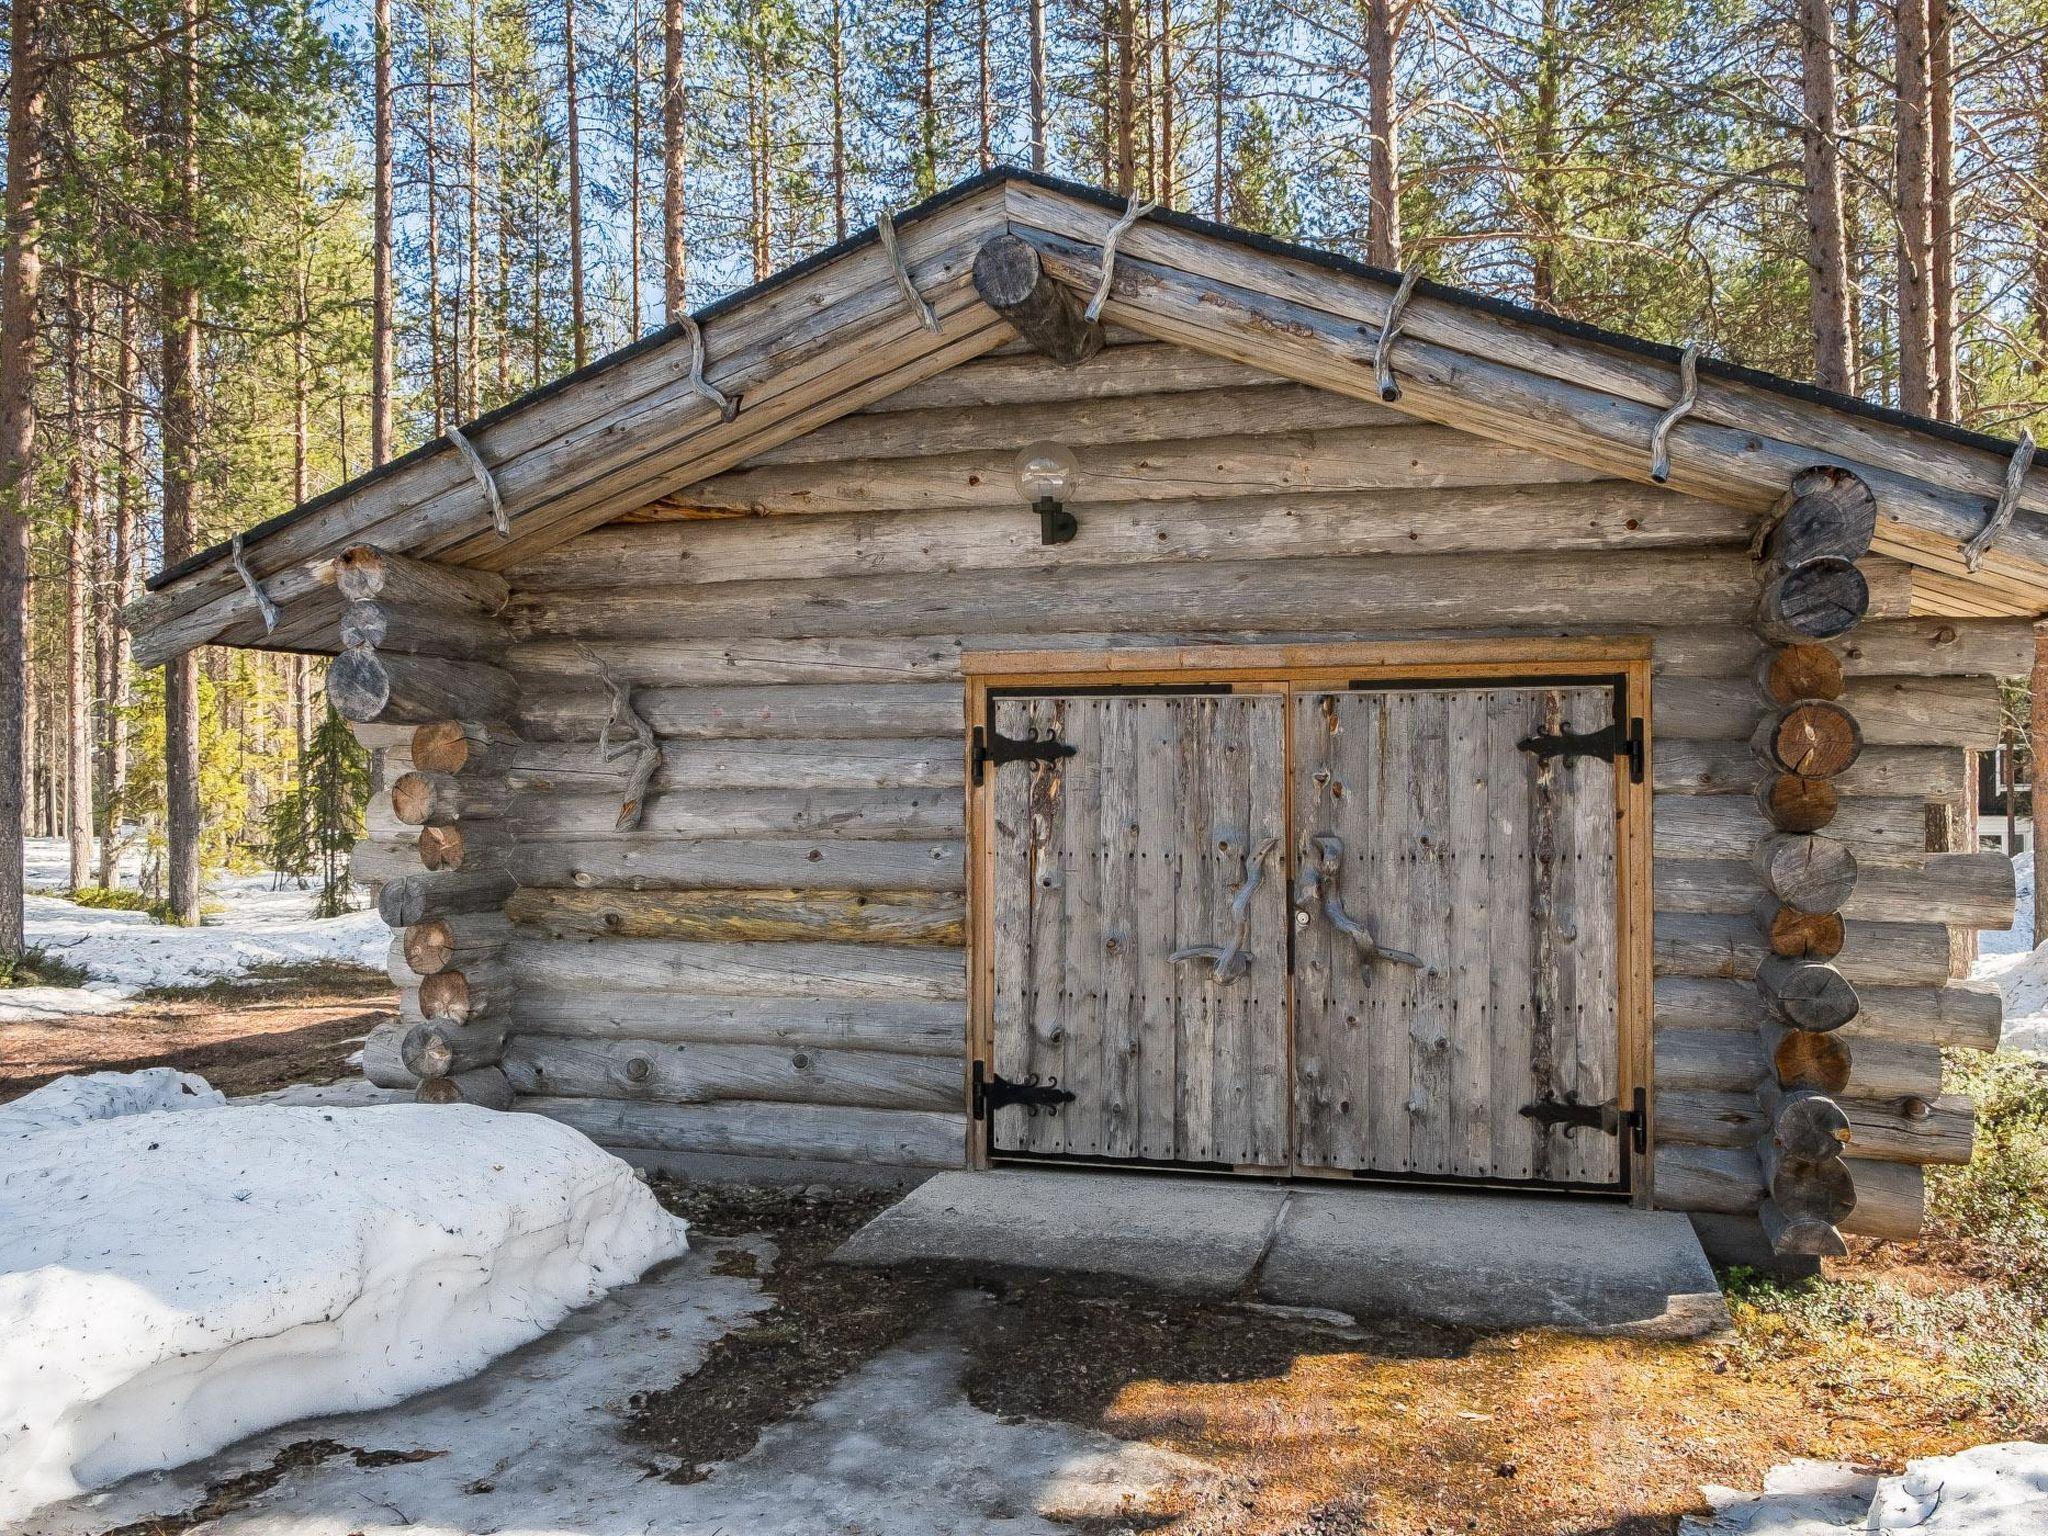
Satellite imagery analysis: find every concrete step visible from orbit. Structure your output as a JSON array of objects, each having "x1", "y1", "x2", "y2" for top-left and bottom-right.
[{"x1": 833, "y1": 1169, "x2": 1729, "y2": 1337}]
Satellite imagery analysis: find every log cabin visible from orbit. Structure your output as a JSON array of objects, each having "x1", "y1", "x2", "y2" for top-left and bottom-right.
[{"x1": 130, "y1": 169, "x2": 2048, "y2": 1268}]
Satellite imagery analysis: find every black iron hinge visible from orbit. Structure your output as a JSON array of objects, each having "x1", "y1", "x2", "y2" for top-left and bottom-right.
[
  {"x1": 970, "y1": 726, "x2": 1077, "y2": 785},
  {"x1": 972, "y1": 1060, "x2": 1077, "y2": 1119},
  {"x1": 1517, "y1": 716, "x2": 1645, "y2": 783},
  {"x1": 1519, "y1": 1086, "x2": 1647, "y2": 1156}
]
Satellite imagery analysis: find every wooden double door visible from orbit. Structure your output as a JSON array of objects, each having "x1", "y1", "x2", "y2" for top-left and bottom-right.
[{"x1": 981, "y1": 672, "x2": 1637, "y2": 1190}]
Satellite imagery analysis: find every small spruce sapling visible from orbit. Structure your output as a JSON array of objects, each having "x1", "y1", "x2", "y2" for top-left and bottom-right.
[{"x1": 265, "y1": 703, "x2": 369, "y2": 918}]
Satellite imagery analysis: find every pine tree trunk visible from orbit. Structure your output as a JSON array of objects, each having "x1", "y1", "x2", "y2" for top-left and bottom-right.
[
  {"x1": 976, "y1": 0, "x2": 992, "y2": 169},
  {"x1": 1158, "y1": 0, "x2": 1175, "y2": 208},
  {"x1": 372, "y1": 0, "x2": 394, "y2": 465},
  {"x1": 62, "y1": 275, "x2": 91, "y2": 891},
  {"x1": 98, "y1": 286, "x2": 136, "y2": 889},
  {"x1": 1928, "y1": 0, "x2": 1956, "y2": 420},
  {"x1": 0, "y1": 0, "x2": 45, "y2": 955},
  {"x1": 629, "y1": 0, "x2": 644, "y2": 334},
  {"x1": 831, "y1": 0, "x2": 848, "y2": 239},
  {"x1": 1115, "y1": 0, "x2": 1138, "y2": 195},
  {"x1": 1799, "y1": 0, "x2": 1853, "y2": 392},
  {"x1": 465, "y1": 0, "x2": 482, "y2": 416},
  {"x1": 423, "y1": 3, "x2": 446, "y2": 432},
  {"x1": 1029, "y1": 0, "x2": 1047, "y2": 172},
  {"x1": 1895, "y1": 0, "x2": 1936, "y2": 416},
  {"x1": 1210, "y1": 0, "x2": 1224, "y2": 217},
  {"x1": 565, "y1": 0, "x2": 587, "y2": 368},
  {"x1": 163, "y1": 0, "x2": 204, "y2": 927},
  {"x1": 662, "y1": 0, "x2": 686, "y2": 316},
  {"x1": 1364, "y1": 0, "x2": 1399, "y2": 268}
]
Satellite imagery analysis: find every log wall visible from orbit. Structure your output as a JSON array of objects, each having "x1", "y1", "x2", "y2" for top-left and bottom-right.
[{"x1": 477, "y1": 337, "x2": 2016, "y2": 1205}]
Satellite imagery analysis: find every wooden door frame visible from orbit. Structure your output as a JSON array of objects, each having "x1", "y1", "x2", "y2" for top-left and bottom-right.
[{"x1": 962, "y1": 637, "x2": 1657, "y2": 1205}]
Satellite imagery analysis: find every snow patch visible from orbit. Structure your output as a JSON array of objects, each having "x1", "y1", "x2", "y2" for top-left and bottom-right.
[
  {"x1": 1682, "y1": 1442, "x2": 2048, "y2": 1533},
  {"x1": 3, "y1": 837, "x2": 388, "y2": 1024},
  {"x1": 1969, "y1": 855, "x2": 2048, "y2": 1053},
  {"x1": 0, "y1": 1091, "x2": 688, "y2": 1523},
  {"x1": 0, "y1": 1068, "x2": 222, "y2": 1141}
]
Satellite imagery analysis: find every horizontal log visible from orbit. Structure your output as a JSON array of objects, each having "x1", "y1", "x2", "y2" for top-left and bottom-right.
[
  {"x1": 671, "y1": 423, "x2": 1605, "y2": 517},
  {"x1": 350, "y1": 836, "x2": 421, "y2": 887},
  {"x1": 508, "y1": 837, "x2": 966, "y2": 893},
  {"x1": 1758, "y1": 1137, "x2": 1857, "y2": 1226},
  {"x1": 1755, "y1": 774, "x2": 1837, "y2": 834},
  {"x1": 866, "y1": 340, "x2": 1286, "y2": 410},
  {"x1": 378, "y1": 869, "x2": 516, "y2": 928},
  {"x1": 1655, "y1": 1145, "x2": 1922, "y2": 1236},
  {"x1": 509, "y1": 987, "x2": 964, "y2": 1055},
  {"x1": 520, "y1": 683, "x2": 964, "y2": 743},
  {"x1": 502, "y1": 1033, "x2": 960, "y2": 1112},
  {"x1": 503, "y1": 620, "x2": 2028, "y2": 691},
  {"x1": 1750, "y1": 699, "x2": 1863, "y2": 778},
  {"x1": 1651, "y1": 1026, "x2": 1941, "y2": 1099},
  {"x1": 402, "y1": 1019, "x2": 508, "y2": 1079},
  {"x1": 1655, "y1": 975, "x2": 2001, "y2": 1051},
  {"x1": 1755, "y1": 643, "x2": 1844, "y2": 705},
  {"x1": 1659, "y1": 675, "x2": 2000, "y2": 750},
  {"x1": 1759, "y1": 1198, "x2": 1847, "y2": 1257},
  {"x1": 970, "y1": 231, "x2": 1103, "y2": 366},
  {"x1": 1653, "y1": 742, "x2": 1966, "y2": 802},
  {"x1": 1654, "y1": 853, "x2": 2013, "y2": 928},
  {"x1": 1761, "y1": 1084, "x2": 1852, "y2": 1159},
  {"x1": 415, "y1": 1064, "x2": 516, "y2": 1110},
  {"x1": 333, "y1": 544, "x2": 510, "y2": 613},
  {"x1": 401, "y1": 912, "x2": 516, "y2": 974},
  {"x1": 508, "y1": 935, "x2": 968, "y2": 1001},
  {"x1": 1752, "y1": 897, "x2": 1845, "y2": 960},
  {"x1": 417, "y1": 820, "x2": 517, "y2": 873},
  {"x1": 1761, "y1": 1020, "x2": 1852, "y2": 1094},
  {"x1": 1660, "y1": 1087, "x2": 1971, "y2": 1164},
  {"x1": 361, "y1": 1018, "x2": 419, "y2": 1090},
  {"x1": 418, "y1": 959, "x2": 511, "y2": 1023},
  {"x1": 1833, "y1": 619, "x2": 2035, "y2": 678},
  {"x1": 327, "y1": 648, "x2": 518, "y2": 726},
  {"x1": 1761, "y1": 466, "x2": 1880, "y2": 566},
  {"x1": 1657, "y1": 796, "x2": 1923, "y2": 867},
  {"x1": 522, "y1": 1094, "x2": 967, "y2": 1167},
  {"x1": 504, "y1": 886, "x2": 966, "y2": 947},
  {"x1": 1753, "y1": 832, "x2": 1857, "y2": 914},
  {"x1": 515, "y1": 787, "x2": 960, "y2": 842},
  {"x1": 411, "y1": 721, "x2": 524, "y2": 776},
  {"x1": 501, "y1": 737, "x2": 963, "y2": 793},
  {"x1": 339, "y1": 600, "x2": 507, "y2": 660},
  {"x1": 519, "y1": 481, "x2": 1748, "y2": 593},
  {"x1": 1653, "y1": 911, "x2": 1954, "y2": 988},
  {"x1": 507, "y1": 548, "x2": 1826, "y2": 643},
  {"x1": 391, "y1": 771, "x2": 515, "y2": 825},
  {"x1": 1756, "y1": 954, "x2": 1861, "y2": 1032}
]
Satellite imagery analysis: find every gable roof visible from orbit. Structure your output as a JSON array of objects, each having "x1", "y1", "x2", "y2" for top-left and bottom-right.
[{"x1": 130, "y1": 167, "x2": 2048, "y2": 667}]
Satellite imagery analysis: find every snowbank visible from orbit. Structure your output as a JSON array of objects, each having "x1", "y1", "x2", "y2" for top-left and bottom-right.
[
  {"x1": 1684, "y1": 1441, "x2": 2048, "y2": 1533},
  {"x1": 1970, "y1": 855, "x2": 2048, "y2": 1053},
  {"x1": 0, "y1": 1091, "x2": 688, "y2": 1522},
  {"x1": 3, "y1": 837, "x2": 387, "y2": 1023},
  {"x1": 0, "y1": 1068, "x2": 222, "y2": 1141}
]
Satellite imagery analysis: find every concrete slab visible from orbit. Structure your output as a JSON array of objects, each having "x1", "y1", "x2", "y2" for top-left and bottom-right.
[
  {"x1": 832, "y1": 1168, "x2": 1286, "y2": 1295},
  {"x1": 1258, "y1": 1185, "x2": 1728, "y2": 1336},
  {"x1": 835, "y1": 1170, "x2": 1729, "y2": 1336}
]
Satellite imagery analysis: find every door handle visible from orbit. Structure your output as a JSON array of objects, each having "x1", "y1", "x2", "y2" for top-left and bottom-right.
[
  {"x1": 1170, "y1": 836, "x2": 1278, "y2": 985},
  {"x1": 1294, "y1": 833, "x2": 1425, "y2": 978}
]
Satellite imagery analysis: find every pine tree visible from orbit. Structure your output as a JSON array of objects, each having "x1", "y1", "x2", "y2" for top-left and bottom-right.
[{"x1": 264, "y1": 702, "x2": 368, "y2": 918}]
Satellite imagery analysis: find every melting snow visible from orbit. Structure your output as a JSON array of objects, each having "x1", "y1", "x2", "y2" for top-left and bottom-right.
[
  {"x1": 1970, "y1": 855, "x2": 2048, "y2": 1053},
  {"x1": 0, "y1": 1075, "x2": 688, "y2": 1523},
  {"x1": 2, "y1": 837, "x2": 387, "y2": 1023}
]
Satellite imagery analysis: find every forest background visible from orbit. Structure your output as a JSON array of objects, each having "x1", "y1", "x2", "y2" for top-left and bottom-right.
[{"x1": 0, "y1": 0, "x2": 2044, "y2": 945}]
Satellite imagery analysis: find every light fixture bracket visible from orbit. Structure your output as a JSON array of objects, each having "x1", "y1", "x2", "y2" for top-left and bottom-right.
[{"x1": 1035, "y1": 495, "x2": 1078, "y2": 545}]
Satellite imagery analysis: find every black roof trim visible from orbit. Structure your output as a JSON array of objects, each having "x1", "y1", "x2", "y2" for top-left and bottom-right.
[{"x1": 153, "y1": 163, "x2": 2029, "y2": 593}]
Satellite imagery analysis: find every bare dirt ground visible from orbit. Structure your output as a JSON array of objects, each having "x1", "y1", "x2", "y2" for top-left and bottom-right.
[
  {"x1": 638, "y1": 1182, "x2": 2044, "y2": 1536},
  {"x1": 0, "y1": 963, "x2": 392, "y2": 1102}
]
